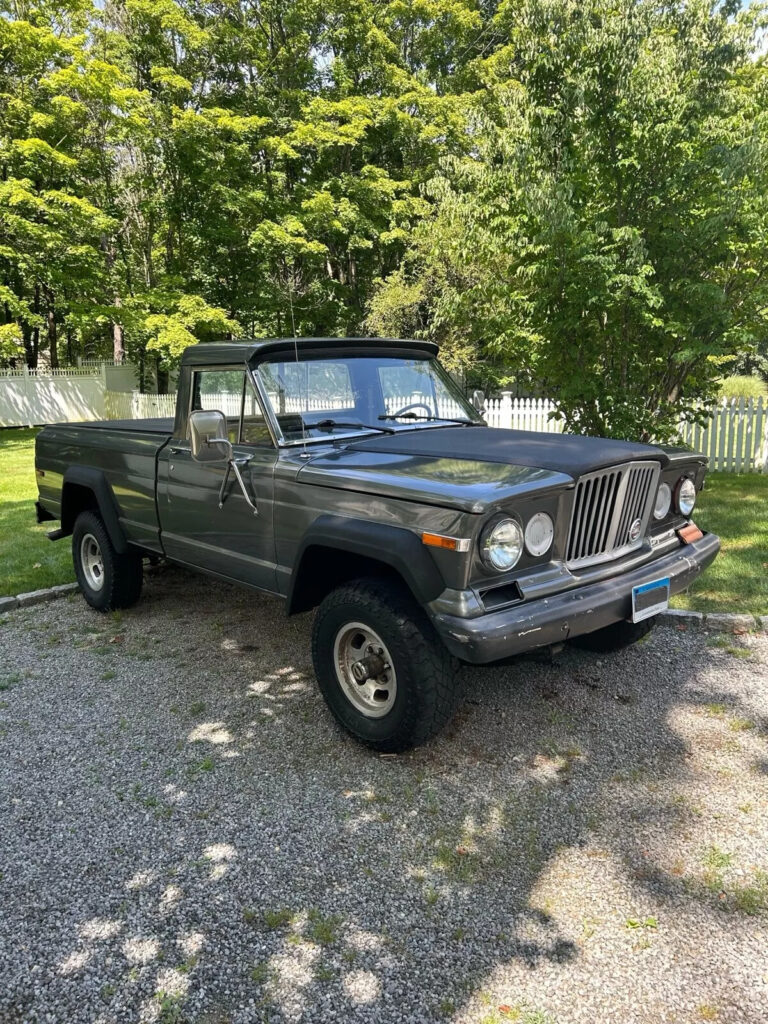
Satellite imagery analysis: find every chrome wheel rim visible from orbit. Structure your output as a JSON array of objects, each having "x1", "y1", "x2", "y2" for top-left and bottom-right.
[
  {"x1": 332, "y1": 622, "x2": 397, "y2": 718},
  {"x1": 80, "y1": 533, "x2": 105, "y2": 592}
]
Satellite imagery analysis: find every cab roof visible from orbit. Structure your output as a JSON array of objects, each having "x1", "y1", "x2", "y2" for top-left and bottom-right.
[{"x1": 180, "y1": 337, "x2": 439, "y2": 367}]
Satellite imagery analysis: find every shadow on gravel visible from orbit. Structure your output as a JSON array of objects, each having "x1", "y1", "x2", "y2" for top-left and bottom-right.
[{"x1": 2, "y1": 566, "x2": 767, "y2": 1023}]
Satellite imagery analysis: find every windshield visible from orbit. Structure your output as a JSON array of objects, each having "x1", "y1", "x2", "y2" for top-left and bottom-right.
[{"x1": 255, "y1": 354, "x2": 482, "y2": 444}]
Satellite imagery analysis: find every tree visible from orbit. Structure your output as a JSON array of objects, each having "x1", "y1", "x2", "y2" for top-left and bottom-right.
[
  {"x1": 369, "y1": 0, "x2": 768, "y2": 440},
  {"x1": 2, "y1": 0, "x2": 767, "y2": 421}
]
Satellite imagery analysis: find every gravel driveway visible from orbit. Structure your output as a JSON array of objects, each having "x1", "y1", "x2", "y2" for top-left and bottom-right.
[{"x1": 1, "y1": 567, "x2": 767, "y2": 1024}]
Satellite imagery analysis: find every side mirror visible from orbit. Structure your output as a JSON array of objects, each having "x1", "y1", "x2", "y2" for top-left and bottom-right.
[
  {"x1": 471, "y1": 389, "x2": 486, "y2": 413},
  {"x1": 188, "y1": 409, "x2": 232, "y2": 463}
]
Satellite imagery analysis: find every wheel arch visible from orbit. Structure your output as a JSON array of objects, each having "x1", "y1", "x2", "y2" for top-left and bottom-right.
[
  {"x1": 61, "y1": 467, "x2": 128, "y2": 554},
  {"x1": 286, "y1": 515, "x2": 445, "y2": 616}
]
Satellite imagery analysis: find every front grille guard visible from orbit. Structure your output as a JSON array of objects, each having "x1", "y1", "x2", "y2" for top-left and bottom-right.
[{"x1": 565, "y1": 460, "x2": 661, "y2": 570}]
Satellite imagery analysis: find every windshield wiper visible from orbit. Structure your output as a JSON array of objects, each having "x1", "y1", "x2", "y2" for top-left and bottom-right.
[
  {"x1": 313, "y1": 419, "x2": 396, "y2": 435},
  {"x1": 378, "y1": 413, "x2": 480, "y2": 426}
]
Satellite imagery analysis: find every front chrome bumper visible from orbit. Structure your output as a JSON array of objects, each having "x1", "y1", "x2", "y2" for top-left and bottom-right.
[{"x1": 431, "y1": 532, "x2": 720, "y2": 664}]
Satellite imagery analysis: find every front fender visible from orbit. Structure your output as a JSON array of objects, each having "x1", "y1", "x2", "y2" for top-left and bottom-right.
[{"x1": 286, "y1": 515, "x2": 445, "y2": 614}]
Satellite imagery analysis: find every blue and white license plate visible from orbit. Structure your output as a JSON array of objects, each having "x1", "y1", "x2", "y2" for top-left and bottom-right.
[{"x1": 632, "y1": 577, "x2": 670, "y2": 622}]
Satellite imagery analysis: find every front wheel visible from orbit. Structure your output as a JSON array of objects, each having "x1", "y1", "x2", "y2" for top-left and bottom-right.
[
  {"x1": 569, "y1": 615, "x2": 656, "y2": 653},
  {"x1": 311, "y1": 578, "x2": 460, "y2": 751},
  {"x1": 72, "y1": 510, "x2": 143, "y2": 612}
]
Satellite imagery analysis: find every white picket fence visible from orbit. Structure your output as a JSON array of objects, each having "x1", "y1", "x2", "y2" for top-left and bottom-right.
[
  {"x1": 484, "y1": 395, "x2": 565, "y2": 433},
  {"x1": 483, "y1": 395, "x2": 768, "y2": 472},
  {"x1": 105, "y1": 391, "x2": 178, "y2": 419},
  {"x1": 677, "y1": 397, "x2": 768, "y2": 474},
  {"x1": 2, "y1": 370, "x2": 766, "y2": 472}
]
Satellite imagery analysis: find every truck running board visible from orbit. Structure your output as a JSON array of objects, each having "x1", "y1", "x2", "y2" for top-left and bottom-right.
[{"x1": 47, "y1": 528, "x2": 66, "y2": 541}]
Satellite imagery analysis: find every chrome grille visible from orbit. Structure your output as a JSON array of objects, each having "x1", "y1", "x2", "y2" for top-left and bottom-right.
[{"x1": 566, "y1": 461, "x2": 660, "y2": 569}]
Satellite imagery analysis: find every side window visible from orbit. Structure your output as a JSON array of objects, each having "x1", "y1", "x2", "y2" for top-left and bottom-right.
[
  {"x1": 191, "y1": 368, "x2": 245, "y2": 443},
  {"x1": 190, "y1": 368, "x2": 273, "y2": 448}
]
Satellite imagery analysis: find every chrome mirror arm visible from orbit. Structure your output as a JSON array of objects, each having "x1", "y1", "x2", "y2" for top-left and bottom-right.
[{"x1": 218, "y1": 455, "x2": 259, "y2": 515}]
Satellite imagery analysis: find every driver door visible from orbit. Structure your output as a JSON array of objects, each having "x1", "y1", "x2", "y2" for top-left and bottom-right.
[{"x1": 156, "y1": 365, "x2": 279, "y2": 593}]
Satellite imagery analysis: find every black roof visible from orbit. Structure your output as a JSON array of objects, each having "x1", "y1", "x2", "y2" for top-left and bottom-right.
[{"x1": 180, "y1": 337, "x2": 439, "y2": 366}]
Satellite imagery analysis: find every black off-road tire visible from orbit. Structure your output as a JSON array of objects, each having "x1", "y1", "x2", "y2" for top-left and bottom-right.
[
  {"x1": 569, "y1": 615, "x2": 657, "y2": 653},
  {"x1": 72, "y1": 510, "x2": 143, "y2": 612},
  {"x1": 311, "y1": 577, "x2": 461, "y2": 752}
]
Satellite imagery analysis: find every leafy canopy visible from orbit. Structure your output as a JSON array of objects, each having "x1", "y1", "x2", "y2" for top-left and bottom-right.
[{"x1": 0, "y1": 0, "x2": 767, "y2": 442}]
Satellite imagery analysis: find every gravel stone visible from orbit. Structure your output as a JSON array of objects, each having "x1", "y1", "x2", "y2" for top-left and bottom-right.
[
  {"x1": 15, "y1": 588, "x2": 55, "y2": 607},
  {"x1": 705, "y1": 613, "x2": 757, "y2": 633},
  {"x1": 1, "y1": 568, "x2": 767, "y2": 1024}
]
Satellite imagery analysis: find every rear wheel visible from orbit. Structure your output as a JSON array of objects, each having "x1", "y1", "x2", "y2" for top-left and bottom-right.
[
  {"x1": 312, "y1": 577, "x2": 460, "y2": 751},
  {"x1": 569, "y1": 616, "x2": 656, "y2": 653},
  {"x1": 72, "y1": 510, "x2": 143, "y2": 612}
]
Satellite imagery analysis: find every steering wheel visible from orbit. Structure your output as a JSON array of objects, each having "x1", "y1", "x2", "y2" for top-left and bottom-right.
[{"x1": 389, "y1": 401, "x2": 433, "y2": 418}]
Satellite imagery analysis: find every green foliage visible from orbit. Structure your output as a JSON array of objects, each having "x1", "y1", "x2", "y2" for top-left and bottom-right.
[
  {"x1": 144, "y1": 296, "x2": 241, "y2": 366},
  {"x1": 0, "y1": 0, "x2": 766, "y2": 431},
  {"x1": 718, "y1": 376, "x2": 768, "y2": 400},
  {"x1": 0, "y1": 323, "x2": 25, "y2": 364},
  {"x1": 0, "y1": 0, "x2": 470, "y2": 371},
  {"x1": 368, "y1": 0, "x2": 768, "y2": 440}
]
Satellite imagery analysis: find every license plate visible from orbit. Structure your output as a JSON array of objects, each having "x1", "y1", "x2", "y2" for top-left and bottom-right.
[{"x1": 631, "y1": 577, "x2": 670, "y2": 622}]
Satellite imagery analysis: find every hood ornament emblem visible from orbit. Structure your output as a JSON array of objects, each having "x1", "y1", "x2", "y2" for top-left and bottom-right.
[{"x1": 629, "y1": 518, "x2": 643, "y2": 542}]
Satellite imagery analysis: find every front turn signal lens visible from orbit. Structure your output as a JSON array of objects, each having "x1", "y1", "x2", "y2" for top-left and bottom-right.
[{"x1": 422, "y1": 532, "x2": 470, "y2": 552}]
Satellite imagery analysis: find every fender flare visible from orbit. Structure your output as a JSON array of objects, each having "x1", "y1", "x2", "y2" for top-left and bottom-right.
[
  {"x1": 62, "y1": 466, "x2": 128, "y2": 554},
  {"x1": 286, "y1": 514, "x2": 445, "y2": 614}
]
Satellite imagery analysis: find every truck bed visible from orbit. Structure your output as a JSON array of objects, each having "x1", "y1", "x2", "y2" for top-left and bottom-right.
[{"x1": 35, "y1": 419, "x2": 174, "y2": 555}]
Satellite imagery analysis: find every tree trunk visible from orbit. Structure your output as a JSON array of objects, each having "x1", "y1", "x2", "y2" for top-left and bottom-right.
[
  {"x1": 47, "y1": 290, "x2": 58, "y2": 367},
  {"x1": 112, "y1": 295, "x2": 125, "y2": 362},
  {"x1": 156, "y1": 354, "x2": 169, "y2": 395},
  {"x1": 22, "y1": 322, "x2": 33, "y2": 368},
  {"x1": 31, "y1": 283, "x2": 40, "y2": 368}
]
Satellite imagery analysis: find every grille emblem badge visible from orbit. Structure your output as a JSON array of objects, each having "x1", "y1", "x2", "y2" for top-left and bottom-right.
[{"x1": 629, "y1": 518, "x2": 643, "y2": 542}]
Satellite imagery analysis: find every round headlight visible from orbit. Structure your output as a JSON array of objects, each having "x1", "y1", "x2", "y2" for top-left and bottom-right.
[
  {"x1": 653, "y1": 482, "x2": 672, "y2": 520},
  {"x1": 481, "y1": 518, "x2": 523, "y2": 571},
  {"x1": 525, "y1": 512, "x2": 554, "y2": 557},
  {"x1": 676, "y1": 477, "x2": 696, "y2": 517}
]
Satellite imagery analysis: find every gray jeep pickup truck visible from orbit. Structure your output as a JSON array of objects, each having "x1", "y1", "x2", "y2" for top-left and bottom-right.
[{"x1": 35, "y1": 337, "x2": 719, "y2": 750}]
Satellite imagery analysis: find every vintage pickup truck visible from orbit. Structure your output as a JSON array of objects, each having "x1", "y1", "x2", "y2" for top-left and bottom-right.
[{"x1": 35, "y1": 338, "x2": 719, "y2": 750}]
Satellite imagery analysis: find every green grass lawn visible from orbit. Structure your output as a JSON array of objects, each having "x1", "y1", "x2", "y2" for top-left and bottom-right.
[
  {"x1": 1, "y1": 428, "x2": 766, "y2": 614},
  {"x1": 671, "y1": 472, "x2": 767, "y2": 618},
  {"x1": 0, "y1": 428, "x2": 73, "y2": 597}
]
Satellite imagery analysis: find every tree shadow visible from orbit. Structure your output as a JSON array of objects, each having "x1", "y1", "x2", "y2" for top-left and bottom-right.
[{"x1": 1, "y1": 568, "x2": 766, "y2": 1023}]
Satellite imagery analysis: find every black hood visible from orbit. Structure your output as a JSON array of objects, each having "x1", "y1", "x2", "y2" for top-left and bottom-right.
[{"x1": 349, "y1": 426, "x2": 668, "y2": 477}]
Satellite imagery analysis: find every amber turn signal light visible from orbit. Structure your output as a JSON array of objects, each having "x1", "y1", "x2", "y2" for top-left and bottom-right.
[
  {"x1": 422, "y1": 532, "x2": 470, "y2": 552},
  {"x1": 677, "y1": 522, "x2": 703, "y2": 544}
]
